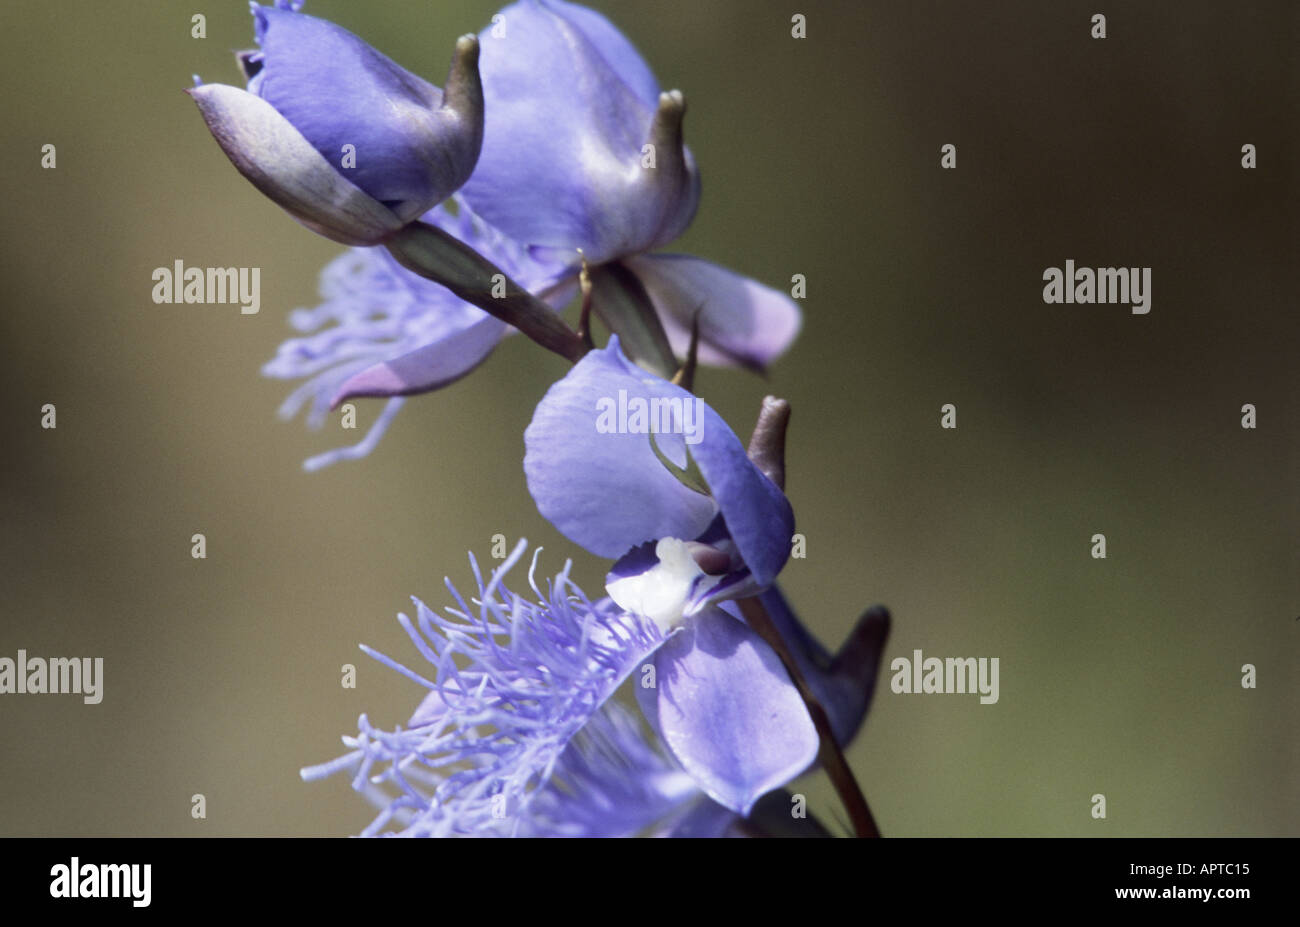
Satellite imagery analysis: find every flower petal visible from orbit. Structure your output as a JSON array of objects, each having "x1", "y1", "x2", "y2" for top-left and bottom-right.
[
  {"x1": 624, "y1": 253, "x2": 802, "y2": 370},
  {"x1": 542, "y1": 0, "x2": 660, "y2": 104},
  {"x1": 460, "y1": 0, "x2": 698, "y2": 261},
  {"x1": 249, "y1": 6, "x2": 481, "y2": 221},
  {"x1": 654, "y1": 607, "x2": 818, "y2": 814},
  {"x1": 606, "y1": 537, "x2": 712, "y2": 632},
  {"x1": 683, "y1": 404, "x2": 795, "y2": 591},
  {"x1": 524, "y1": 337, "x2": 717, "y2": 558},
  {"x1": 187, "y1": 83, "x2": 401, "y2": 246},
  {"x1": 525, "y1": 337, "x2": 794, "y2": 585},
  {"x1": 330, "y1": 314, "x2": 506, "y2": 404},
  {"x1": 521, "y1": 699, "x2": 702, "y2": 837}
]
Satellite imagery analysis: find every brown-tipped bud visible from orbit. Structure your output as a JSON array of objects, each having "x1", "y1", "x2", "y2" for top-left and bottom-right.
[
  {"x1": 648, "y1": 90, "x2": 686, "y2": 155},
  {"x1": 441, "y1": 35, "x2": 484, "y2": 146},
  {"x1": 640, "y1": 90, "x2": 695, "y2": 247},
  {"x1": 746, "y1": 396, "x2": 790, "y2": 490}
]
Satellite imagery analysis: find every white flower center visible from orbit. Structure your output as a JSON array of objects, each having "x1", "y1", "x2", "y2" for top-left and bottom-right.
[{"x1": 605, "y1": 537, "x2": 704, "y2": 632}]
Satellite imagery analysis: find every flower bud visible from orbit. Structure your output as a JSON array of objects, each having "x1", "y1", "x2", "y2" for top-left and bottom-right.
[{"x1": 190, "y1": 5, "x2": 483, "y2": 244}]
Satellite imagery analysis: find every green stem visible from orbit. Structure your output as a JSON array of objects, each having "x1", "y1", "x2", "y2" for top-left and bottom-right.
[{"x1": 386, "y1": 220, "x2": 587, "y2": 364}]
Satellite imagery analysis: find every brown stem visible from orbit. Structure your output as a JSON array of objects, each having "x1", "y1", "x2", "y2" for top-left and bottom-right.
[{"x1": 737, "y1": 595, "x2": 881, "y2": 838}]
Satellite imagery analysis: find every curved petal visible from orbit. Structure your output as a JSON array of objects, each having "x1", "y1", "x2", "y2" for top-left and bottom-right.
[
  {"x1": 330, "y1": 314, "x2": 506, "y2": 404},
  {"x1": 523, "y1": 336, "x2": 717, "y2": 558},
  {"x1": 683, "y1": 407, "x2": 794, "y2": 590},
  {"x1": 526, "y1": 337, "x2": 794, "y2": 584},
  {"x1": 460, "y1": 0, "x2": 699, "y2": 261},
  {"x1": 654, "y1": 607, "x2": 819, "y2": 814},
  {"x1": 248, "y1": 7, "x2": 480, "y2": 220},
  {"x1": 625, "y1": 253, "x2": 802, "y2": 370},
  {"x1": 187, "y1": 83, "x2": 401, "y2": 246}
]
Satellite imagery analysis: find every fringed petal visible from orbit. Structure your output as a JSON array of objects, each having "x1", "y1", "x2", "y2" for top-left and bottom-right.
[{"x1": 301, "y1": 541, "x2": 669, "y2": 836}]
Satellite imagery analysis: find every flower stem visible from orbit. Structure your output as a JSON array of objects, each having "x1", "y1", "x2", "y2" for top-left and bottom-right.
[
  {"x1": 737, "y1": 595, "x2": 881, "y2": 838},
  {"x1": 386, "y1": 220, "x2": 588, "y2": 364}
]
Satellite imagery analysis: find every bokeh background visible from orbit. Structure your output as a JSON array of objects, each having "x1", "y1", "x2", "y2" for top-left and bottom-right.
[{"x1": 0, "y1": 0, "x2": 1293, "y2": 836}]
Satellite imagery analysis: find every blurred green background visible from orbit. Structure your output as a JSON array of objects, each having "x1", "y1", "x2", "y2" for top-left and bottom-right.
[{"x1": 0, "y1": 0, "x2": 1293, "y2": 836}]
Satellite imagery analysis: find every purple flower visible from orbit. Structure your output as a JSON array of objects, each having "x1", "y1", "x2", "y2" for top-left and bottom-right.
[
  {"x1": 301, "y1": 541, "x2": 675, "y2": 836},
  {"x1": 264, "y1": 200, "x2": 574, "y2": 471},
  {"x1": 460, "y1": 0, "x2": 800, "y2": 373},
  {"x1": 532, "y1": 592, "x2": 892, "y2": 837},
  {"x1": 301, "y1": 542, "x2": 889, "y2": 836},
  {"x1": 242, "y1": 1, "x2": 803, "y2": 471},
  {"x1": 189, "y1": 2, "x2": 483, "y2": 244},
  {"x1": 522, "y1": 699, "x2": 706, "y2": 837},
  {"x1": 523, "y1": 338, "x2": 827, "y2": 811},
  {"x1": 525, "y1": 337, "x2": 793, "y2": 611}
]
